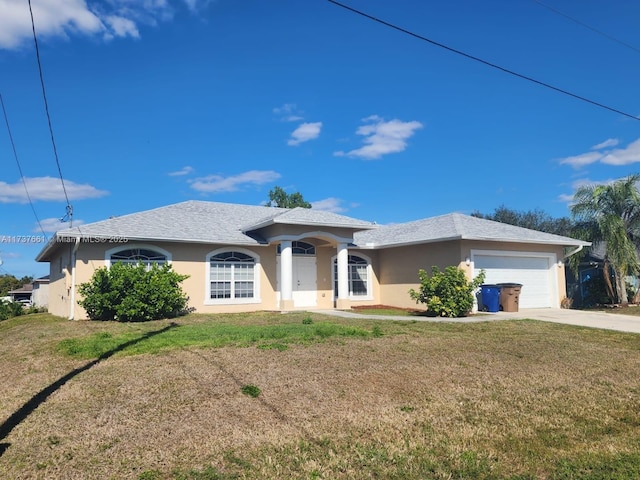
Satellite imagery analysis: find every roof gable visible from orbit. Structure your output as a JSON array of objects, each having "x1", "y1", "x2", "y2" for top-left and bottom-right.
[
  {"x1": 241, "y1": 206, "x2": 376, "y2": 231},
  {"x1": 36, "y1": 201, "x2": 376, "y2": 261}
]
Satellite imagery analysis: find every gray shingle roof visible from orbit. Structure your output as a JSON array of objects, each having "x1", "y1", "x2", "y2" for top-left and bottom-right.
[
  {"x1": 36, "y1": 201, "x2": 377, "y2": 261},
  {"x1": 353, "y1": 213, "x2": 590, "y2": 248},
  {"x1": 53, "y1": 201, "x2": 280, "y2": 245},
  {"x1": 36, "y1": 203, "x2": 589, "y2": 262}
]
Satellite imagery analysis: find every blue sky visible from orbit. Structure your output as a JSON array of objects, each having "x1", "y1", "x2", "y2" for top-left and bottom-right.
[{"x1": 1, "y1": 0, "x2": 640, "y2": 278}]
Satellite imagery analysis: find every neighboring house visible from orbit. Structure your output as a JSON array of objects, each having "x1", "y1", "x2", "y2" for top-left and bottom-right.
[
  {"x1": 35, "y1": 200, "x2": 590, "y2": 320},
  {"x1": 32, "y1": 275, "x2": 50, "y2": 308},
  {"x1": 8, "y1": 283, "x2": 33, "y2": 303}
]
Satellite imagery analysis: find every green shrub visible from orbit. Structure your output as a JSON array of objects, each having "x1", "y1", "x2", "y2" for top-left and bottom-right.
[
  {"x1": 0, "y1": 301, "x2": 25, "y2": 320},
  {"x1": 78, "y1": 262, "x2": 189, "y2": 322},
  {"x1": 409, "y1": 266, "x2": 485, "y2": 317}
]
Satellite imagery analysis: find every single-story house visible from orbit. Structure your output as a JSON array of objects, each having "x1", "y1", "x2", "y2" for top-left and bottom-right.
[
  {"x1": 8, "y1": 283, "x2": 33, "y2": 304},
  {"x1": 35, "y1": 200, "x2": 590, "y2": 320},
  {"x1": 7, "y1": 275, "x2": 50, "y2": 307}
]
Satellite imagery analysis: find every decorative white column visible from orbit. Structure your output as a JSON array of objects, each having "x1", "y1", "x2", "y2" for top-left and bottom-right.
[
  {"x1": 280, "y1": 240, "x2": 293, "y2": 309},
  {"x1": 337, "y1": 243, "x2": 349, "y2": 301}
]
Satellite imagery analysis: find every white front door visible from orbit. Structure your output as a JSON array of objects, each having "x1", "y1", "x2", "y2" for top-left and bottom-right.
[
  {"x1": 276, "y1": 256, "x2": 317, "y2": 307},
  {"x1": 293, "y1": 256, "x2": 317, "y2": 307}
]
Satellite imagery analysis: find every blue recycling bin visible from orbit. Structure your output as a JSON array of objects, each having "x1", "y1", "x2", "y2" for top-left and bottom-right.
[{"x1": 480, "y1": 284, "x2": 501, "y2": 312}]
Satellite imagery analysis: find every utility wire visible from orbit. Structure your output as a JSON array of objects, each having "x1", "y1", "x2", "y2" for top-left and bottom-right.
[
  {"x1": 0, "y1": 94, "x2": 48, "y2": 240},
  {"x1": 327, "y1": 0, "x2": 640, "y2": 122},
  {"x1": 28, "y1": 0, "x2": 74, "y2": 227},
  {"x1": 533, "y1": 0, "x2": 640, "y2": 56}
]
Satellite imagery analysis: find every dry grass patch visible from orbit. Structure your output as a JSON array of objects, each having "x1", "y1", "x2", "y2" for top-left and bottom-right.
[{"x1": 0, "y1": 313, "x2": 639, "y2": 479}]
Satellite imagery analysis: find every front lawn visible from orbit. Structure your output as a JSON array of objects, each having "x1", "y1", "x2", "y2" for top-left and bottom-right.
[{"x1": 0, "y1": 312, "x2": 639, "y2": 479}]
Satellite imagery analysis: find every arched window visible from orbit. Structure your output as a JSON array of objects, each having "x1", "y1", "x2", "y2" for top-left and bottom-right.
[
  {"x1": 333, "y1": 254, "x2": 370, "y2": 297},
  {"x1": 207, "y1": 250, "x2": 259, "y2": 301},
  {"x1": 276, "y1": 241, "x2": 316, "y2": 255},
  {"x1": 109, "y1": 248, "x2": 167, "y2": 268}
]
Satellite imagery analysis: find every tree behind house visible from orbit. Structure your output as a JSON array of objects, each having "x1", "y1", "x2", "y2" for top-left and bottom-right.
[
  {"x1": 471, "y1": 205, "x2": 574, "y2": 237},
  {"x1": 570, "y1": 174, "x2": 640, "y2": 304},
  {"x1": 267, "y1": 186, "x2": 311, "y2": 209}
]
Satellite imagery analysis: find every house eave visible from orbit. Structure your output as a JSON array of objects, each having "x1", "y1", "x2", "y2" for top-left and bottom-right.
[
  {"x1": 355, "y1": 235, "x2": 591, "y2": 250},
  {"x1": 36, "y1": 232, "x2": 270, "y2": 262}
]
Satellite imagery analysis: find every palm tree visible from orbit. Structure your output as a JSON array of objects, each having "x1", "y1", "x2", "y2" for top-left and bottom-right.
[{"x1": 570, "y1": 174, "x2": 640, "y2": 304}]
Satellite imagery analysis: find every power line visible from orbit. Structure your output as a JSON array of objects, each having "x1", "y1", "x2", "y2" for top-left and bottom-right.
[
  {"x1": 326, "y1": 0, "x2": 640, "y2": 122},
  {"x1": 0, "y1": 93, "x2": 48, "y2": 240},
  {"x1": 27, "y1": 0, "x2": 74, "y2": 227},
  {"x1": 532, "y1": 0, "x2": 640, "y2": 56}
]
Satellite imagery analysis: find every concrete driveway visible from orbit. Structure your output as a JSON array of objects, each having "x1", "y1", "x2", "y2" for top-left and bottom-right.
[
  {"x1": 315, "y1": 308, "x2": 640, "y2": 334},
  {"x1": 493, "y1": 308, "x2": 640, "y2": 334}
]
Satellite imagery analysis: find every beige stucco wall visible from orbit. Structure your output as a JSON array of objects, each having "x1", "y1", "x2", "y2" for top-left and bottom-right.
[
  {"x1": 68, "y1": 241, "x2": 280, "y2": 319},
  {"x1": 255, "y1": 224, "x2": 364, "y2": 243},
  {"x1": 46, "y1": 236, "x2": 381, "y2": 319},
  {"x1": 43, "y1": 236, "x2": 569, "y2": 318},
  {"x1": 376, "y1": 241, "x2": 464, "y2": 309},
  {"x1": 46, "y1": 243, "x2": 74, "y2": 318},
  {"x1": 376, "y1": 240, "x2": 568, "y2": 309}
]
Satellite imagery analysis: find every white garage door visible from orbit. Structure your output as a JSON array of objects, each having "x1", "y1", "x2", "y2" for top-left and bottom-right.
[{"x1": 472, "y1": 252, "x2": 557, "y2": 308}]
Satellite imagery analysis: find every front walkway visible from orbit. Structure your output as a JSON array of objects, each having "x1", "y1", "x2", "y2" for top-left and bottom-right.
[{"x1": 314, "y1": 308, "x2": 640, "y2": 334}]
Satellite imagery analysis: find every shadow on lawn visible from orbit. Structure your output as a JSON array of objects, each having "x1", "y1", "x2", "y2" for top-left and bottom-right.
[{"x1": 0, "y1": 322, "x2": 179, "y2": 458}]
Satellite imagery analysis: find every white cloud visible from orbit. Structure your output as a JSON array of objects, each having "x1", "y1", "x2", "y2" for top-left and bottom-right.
[
  {"x1": 0, "y1": 0, "x2": 207, "y2": 49},
  {"x1": 0, "y1": 177, "x2": 108, "y2": 203},
  {"x1": 591, "y1": 138, "x2": 619, "y2": 150},
  {"x1": 558, "y1": 152, "x2": 603, "y2": 168},
  {"x1": 287, "y1": 122, "x2": 322, "y2": 146},
  {"x1": 190, "y1": 170, "x2": 281, "y2": 193},
  {"x1": 168, "y1": 166, "x2": 195, "y2": 176},
  {"x1": 558, "y1": 137, "x2": 640, "y2": 169},
  {"x1": 601, "y1": 138, "x2": 640, "y2": 166},
  {"x1": 273, "y1": 103, "x2": 304, "y2": 122},
  {"x1": 0, "y1": 0, "x2": 103, "y2": 49},
  {"x1": 334, "y1": 115, "x2": 423, "y2": 160},
  {"x1": 103, "y1": 15, "x2": 140, "y2": 38},
  {"x1": 311, "y1": 197, "x2": 346, "y2": 213},
  {"x1": 36, "y1": 217, "x2": 84, "y2": 233}
]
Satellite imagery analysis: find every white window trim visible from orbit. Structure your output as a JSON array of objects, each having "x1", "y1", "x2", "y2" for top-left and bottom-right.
[
  {"x1": 204, "y1": 247, "x2": 261, "y2": 305},
  {"x1": 331, "y1": 252, "x2": 373, "y2": 301},
  {"x1": 105, "y1": 244, "x2": 172, "y2": 267}
]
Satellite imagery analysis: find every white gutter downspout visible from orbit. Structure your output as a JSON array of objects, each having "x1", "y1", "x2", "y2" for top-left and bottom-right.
[
  {"x1": 564, "y1": 244, "x2": 584, "y2": 259},
  {"x1": 68, "y1": 237, "x2": 80, "y2": 320}
]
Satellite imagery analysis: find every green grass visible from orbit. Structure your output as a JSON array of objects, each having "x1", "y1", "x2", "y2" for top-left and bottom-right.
[
  {"x1": 55, "y1": 318, "x2": 379, "y2": 359},
  {"x1": 3, "y1": 311, "x2": 640, "y2": 479}
]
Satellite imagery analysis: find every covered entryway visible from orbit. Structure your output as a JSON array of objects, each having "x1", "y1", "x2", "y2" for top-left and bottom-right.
[
  {"x1": 472, "y1": 250, "x2": 558, "y2": 308},
  {"x1": 276, "y1": 241, "x2": 318, "y2": 308}
]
